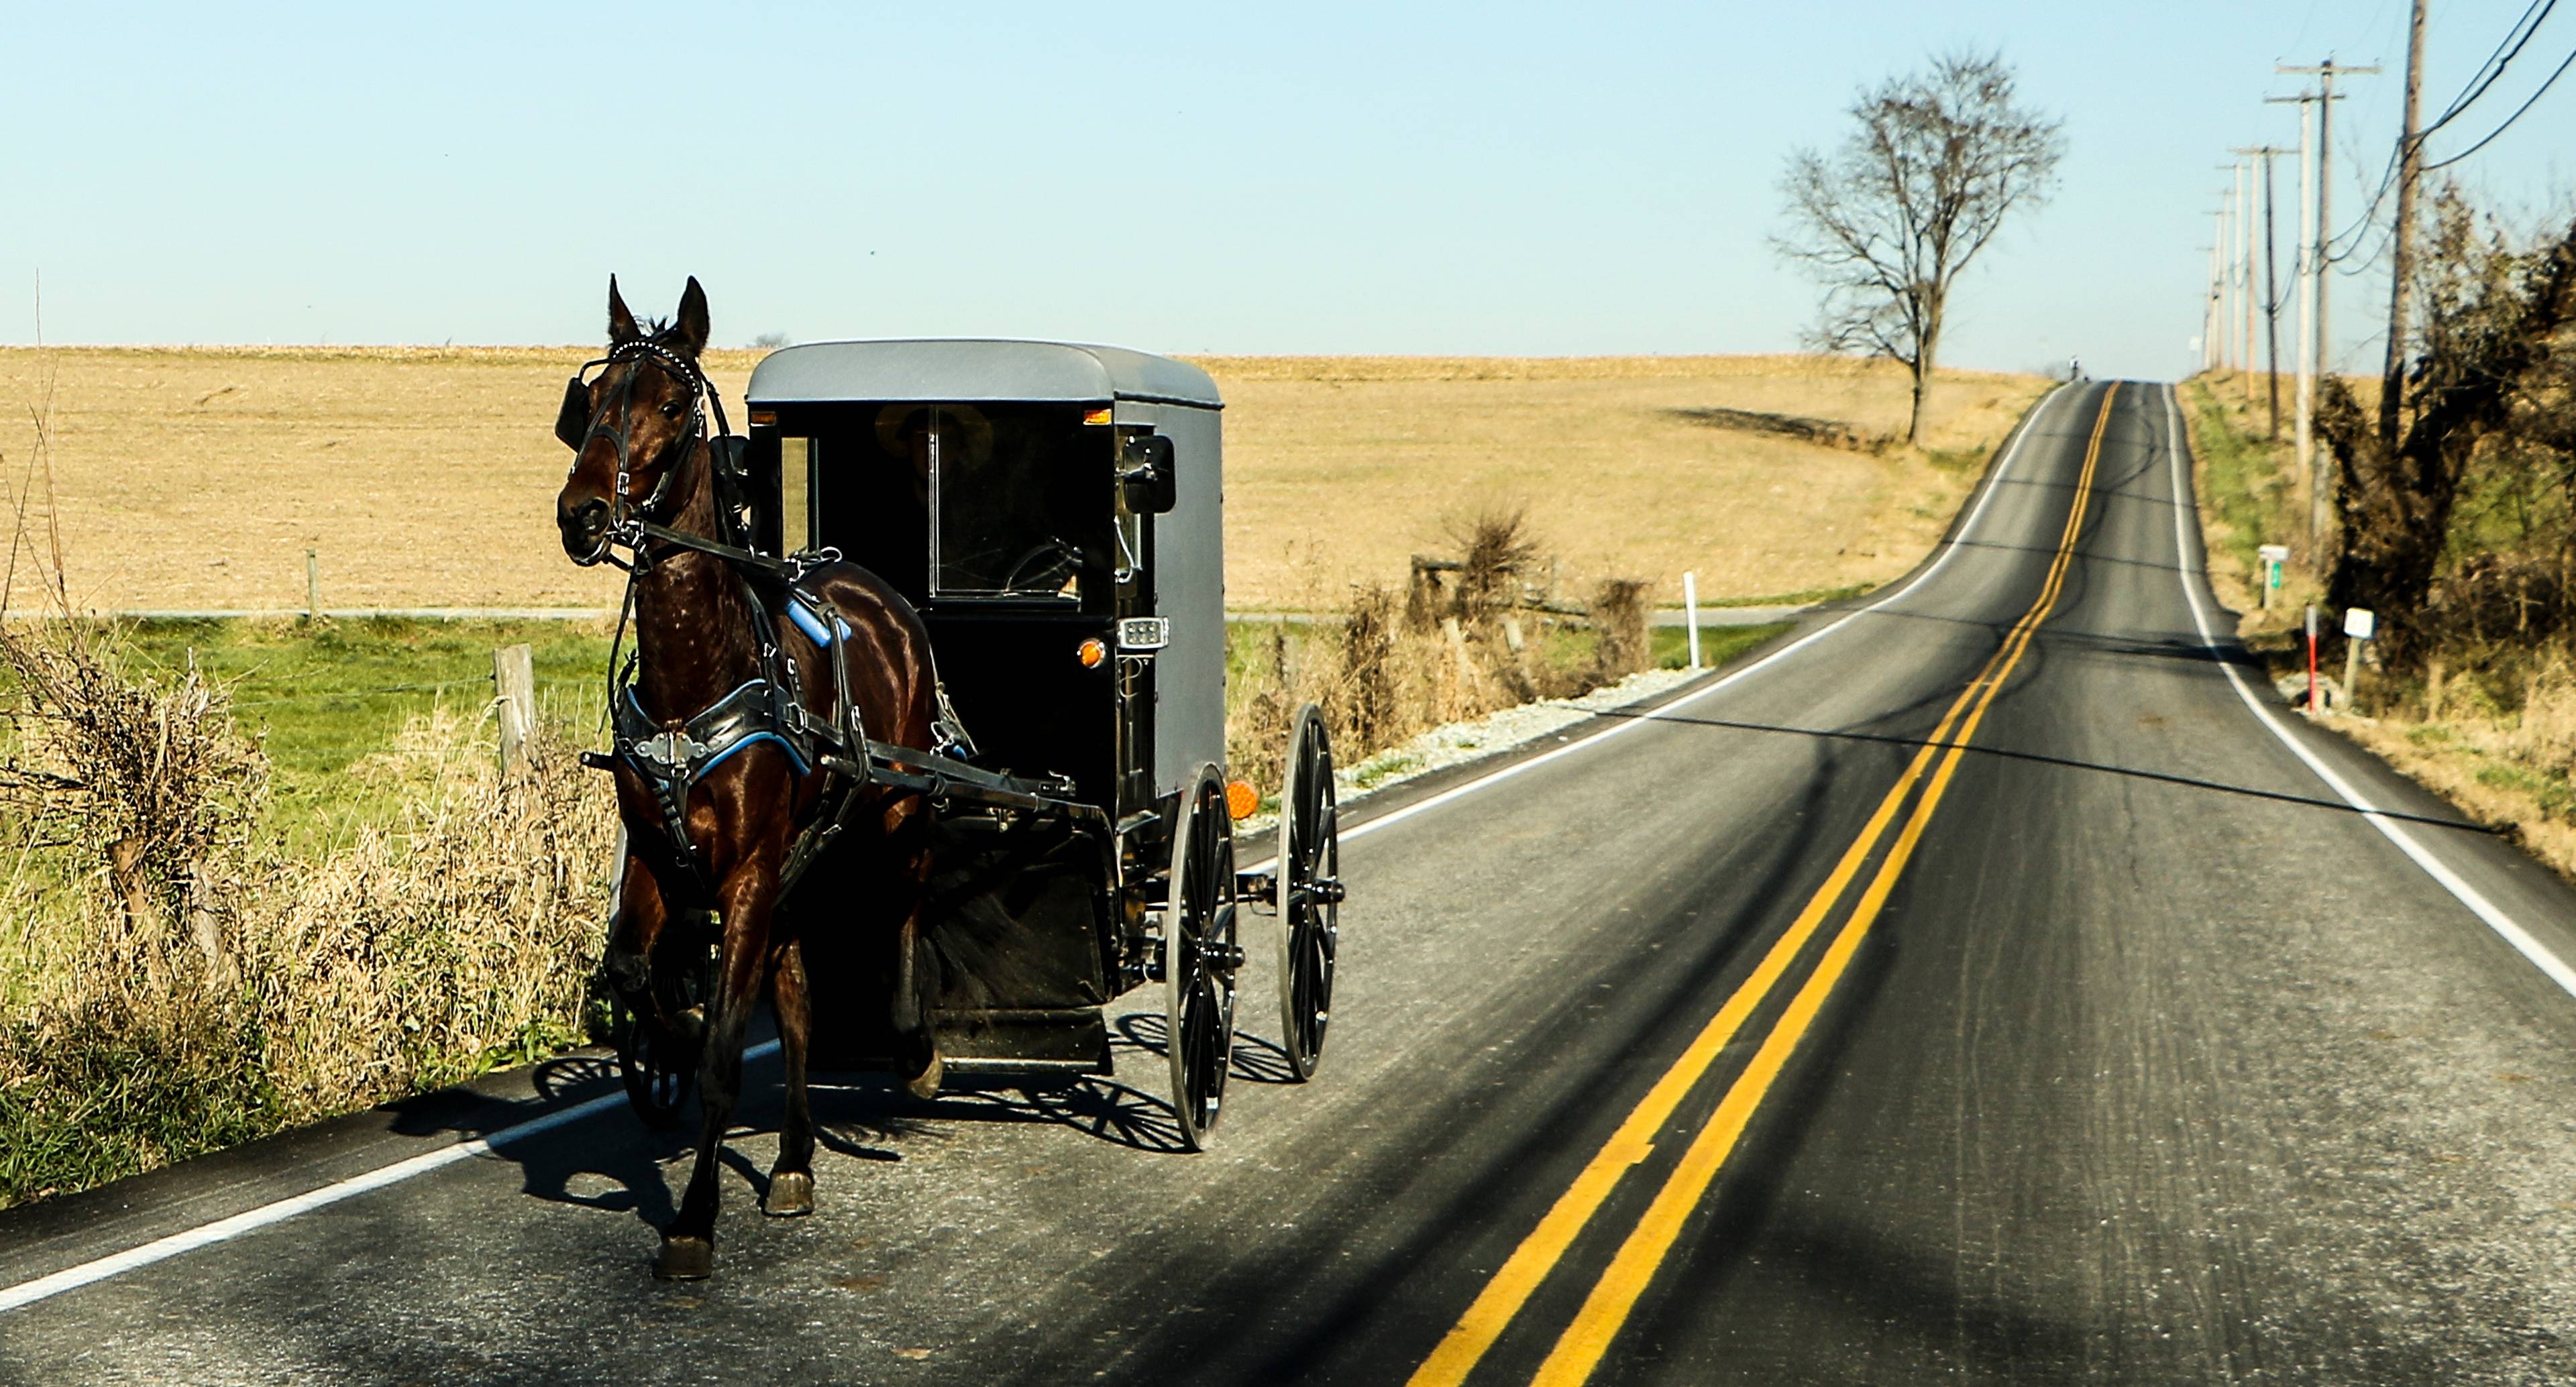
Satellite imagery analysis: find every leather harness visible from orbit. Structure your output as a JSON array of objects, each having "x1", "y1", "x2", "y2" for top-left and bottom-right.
[{"x1": 564, "y1": 337, "x2": 971, "y2": 904}]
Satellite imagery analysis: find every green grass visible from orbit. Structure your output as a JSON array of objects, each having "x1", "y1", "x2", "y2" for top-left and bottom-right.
[
  {"x1": 1680, "y1": 583, "x2": 1872, "y2": 610},
  {"x1": 111, "y1": 617, "x2": 614, "y2": 851},
  {"x1": 36, "y1": 612, "x2": 1785, "y2": 861},
  {"x1": 1653, "y1": 622, "x2": 1795, "y2": 670},
  {"x1": 2184, "y1": 382, "x2": 2303, "y2": 583},
  {"x1": 2475, "y1": 759, "x2": 2576, "y2": 822}
]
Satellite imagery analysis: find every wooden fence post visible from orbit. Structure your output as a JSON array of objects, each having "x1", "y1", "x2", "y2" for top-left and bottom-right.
[{"x1": 494, "y1": 643, "x2": 536, "y2": 774}]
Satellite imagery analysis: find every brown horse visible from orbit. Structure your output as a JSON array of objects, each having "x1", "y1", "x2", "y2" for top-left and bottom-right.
[{"x1": 555, "y1": 276, "x2": 944, "y2": 1280}]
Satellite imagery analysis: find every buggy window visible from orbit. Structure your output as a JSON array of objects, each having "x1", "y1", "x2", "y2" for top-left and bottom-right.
[{"x1": 892, "y1": 403, "x2": 1100, "y2": 600}]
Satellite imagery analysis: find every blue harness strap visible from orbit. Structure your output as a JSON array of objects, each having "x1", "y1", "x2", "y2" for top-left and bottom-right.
[
  {"x1": 614, "y1": 679, "x2": 813, "y2": 881},
  {"x1": 784, "y1": 596, "x2": 835, "y2": 649}
]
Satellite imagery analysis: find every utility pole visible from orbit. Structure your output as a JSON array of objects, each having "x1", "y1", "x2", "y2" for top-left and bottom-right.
[
  {"x1": 2277, "y1": 59, "x2": 2377, "y2": 378},
  {"x1": 2381, "y1": 0, "x2": 2428, "y2": 447},
  {"x1": 2236, "y1": 143, "x2": 2298, "y2": 437},
  {"x1": 2206, "y1": 225, "x2": 2224, "y2": 372},
  {"x1": 2208, "y1": 182, "x2": 2236, "y2": 370},
  {"x1": 2239, "y1": 160, "x2": 2256, "y2": 384},
  {"x1": 2267, "y1": 92, "x2": 2324, "y2": 541},
  {"x1": 2299, "y1": 98, "x2": 2320, "y2": 542},
  {"x1": 2234, "y1": 144, "x2": 2288, "y2": 438},
  {"x1": 2233, "y1": 160, "x2": 2253, "y2": 383}
]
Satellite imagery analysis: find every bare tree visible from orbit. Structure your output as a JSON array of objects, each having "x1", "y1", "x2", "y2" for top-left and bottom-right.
[{"x1": 1777, "y1": 52, "x2": 2065, "y2": 446}]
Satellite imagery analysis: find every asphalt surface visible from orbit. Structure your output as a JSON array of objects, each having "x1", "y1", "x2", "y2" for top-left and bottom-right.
[{"x1": 9, "y1": 381, "x2": 2576, "y2": 1385}]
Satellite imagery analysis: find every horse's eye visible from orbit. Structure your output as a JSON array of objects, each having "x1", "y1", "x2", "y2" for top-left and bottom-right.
[{"x1": 659, "y1": 400, "x2": 686, "y2": 421}]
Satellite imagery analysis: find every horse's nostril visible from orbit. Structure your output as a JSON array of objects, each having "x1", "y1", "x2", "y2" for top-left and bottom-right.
[{"x1": 561, "y1": 498, "x2": 612, "y2": 558}]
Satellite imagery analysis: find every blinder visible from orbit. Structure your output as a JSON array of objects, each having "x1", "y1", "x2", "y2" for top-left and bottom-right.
[{"x1": 554, "y1": 376, "x2": 592, "y2": 451}]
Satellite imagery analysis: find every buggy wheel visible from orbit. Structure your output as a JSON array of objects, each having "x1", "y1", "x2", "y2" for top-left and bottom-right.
[
  {"x1": 1276, "y1": 704, "x2": 1341, "y2": 1081},
  {"x1": 1165, "y1": 764, "x2": 1240, "y2": 1152},
  {"x1": 616, "y1": 922, "x2": 714, "y2": 1129}
]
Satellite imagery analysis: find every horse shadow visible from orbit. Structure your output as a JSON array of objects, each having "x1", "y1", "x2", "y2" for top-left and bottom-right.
[
  {"x1": 392, "y1": 1009, "x2": 1302, "y2": 1234},
  {"x1": 376, "y1": 1052, "x2": 690, "y2": 1229}
]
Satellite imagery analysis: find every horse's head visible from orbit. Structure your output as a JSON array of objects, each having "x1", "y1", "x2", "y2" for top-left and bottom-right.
[{"x1": 553, "y1": 276, "x2": 712, "y2": 564}]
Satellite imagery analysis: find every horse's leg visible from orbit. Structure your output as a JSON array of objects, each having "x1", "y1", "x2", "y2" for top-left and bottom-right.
[
  {"x1": 602, "y1": 838, "x2": 667, "y2": 1017},
  {"x1": 893, "y1": 896, "x2": 943, "y2": 1101},
  {"x1": 654, "y1": 861, "x2": 777, "y2": 1280},
  {"x1": 884, "y1": 800, "x2": 943, "y2": 1101},
  {"x1": 763, "y1": 937, "x2": 816, "y2": 1217}
]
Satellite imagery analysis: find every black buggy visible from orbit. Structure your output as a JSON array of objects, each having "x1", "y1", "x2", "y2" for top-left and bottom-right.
[{"x1": 612, "y1": 340, "x2": 1344, "y2": 1150}]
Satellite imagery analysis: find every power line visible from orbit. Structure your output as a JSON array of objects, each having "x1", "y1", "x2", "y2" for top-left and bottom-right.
[
  {"x1": 2424, "y1": 42, "x2": 2576, "y2": 168},
  {"x1": 2424, "y1": 0, "x2": 2555, "y2": 134},
  {"x1": 2316, "y1": 1, "x2": 2562, "y2": 263}
]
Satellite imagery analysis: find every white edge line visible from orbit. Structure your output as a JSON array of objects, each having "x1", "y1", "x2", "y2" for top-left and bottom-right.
[
  {"x1": 0, "y1": 1038, "x2": 784, "y2": 1313},
  {"x1": 2157, "y1": 384, "x2": 2576, "y2": 1000},
  {"x1": 3, "y1": 384, "x2": 2086, "y2": 1315},
  {"x1": 1318, "y1": 381, "x2": 2079, "y2": 854}
]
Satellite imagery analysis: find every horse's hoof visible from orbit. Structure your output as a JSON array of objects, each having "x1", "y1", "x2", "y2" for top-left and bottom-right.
[
  {"x1": 905, "y1": 1050, "x2": 945, "y2": 1101},
  {"x1": 653, "y1": 1235, "x2": 714, "y2": 1281},
  {"x1": 764, "y1": 1170, "x2": 816, "y2": 1218}
]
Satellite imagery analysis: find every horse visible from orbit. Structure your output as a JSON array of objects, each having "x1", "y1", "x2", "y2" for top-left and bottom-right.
[{"x1": 554, "y1": 276, "x2": 945, "y2": 1280}]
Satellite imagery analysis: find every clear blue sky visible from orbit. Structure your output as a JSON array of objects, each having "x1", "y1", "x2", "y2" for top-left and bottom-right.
[{"x1": 3, "y1": 1, "x2": 2567, "y2": 381}]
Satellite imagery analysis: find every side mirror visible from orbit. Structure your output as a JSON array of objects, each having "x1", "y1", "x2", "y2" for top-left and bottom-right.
[{"x1": 1120, "y1": 435, "x2": 1178, "y2": 515}]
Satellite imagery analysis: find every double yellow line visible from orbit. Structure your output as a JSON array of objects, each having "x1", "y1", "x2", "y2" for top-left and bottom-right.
[{"x1": 1407, "y1": 386, "x2": 2121, "y2": 1387}]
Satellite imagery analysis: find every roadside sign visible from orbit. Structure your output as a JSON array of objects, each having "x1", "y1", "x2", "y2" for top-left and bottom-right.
[
  {"x1": 2257, "y1": 544, "x2": 2289, "y2": 591},
  {"x1": 2343, "y1": 607, "x2": 2376, "y2": 641}
]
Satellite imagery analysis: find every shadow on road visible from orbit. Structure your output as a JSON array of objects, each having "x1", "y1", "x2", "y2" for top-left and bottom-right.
[{"x1": 1595, "y1": 707, "x2": 2489, "y2": 832}]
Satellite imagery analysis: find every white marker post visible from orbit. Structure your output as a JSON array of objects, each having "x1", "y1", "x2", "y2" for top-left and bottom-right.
[
  {"x1": 2257, "y1": 543, "x2": 2290, "y2": 611},
  {"x1": 1682, "y1": 571, "x2": 1703, "y2": 671},
  {"x1": 2318, "y1": 604, "x2": 2339, "y2": 715},
  {"x1": 2343, "y1": 606, "x2": 2375, "y2": 714}
]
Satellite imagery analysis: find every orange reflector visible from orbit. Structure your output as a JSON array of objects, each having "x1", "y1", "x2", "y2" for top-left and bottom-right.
[
  {"x1": 1226, "y1": 779, "x2": 1258, "y2": 821},
  {"x1": 1077, "y1": 637, "x2": 1107, "y2": 669},
  {"x1": 1082, "y1": 407, "x2": 1114, "y2": 426},
  {"x1": 749, "y1": 409, "x2": 777, "y2": 427}
]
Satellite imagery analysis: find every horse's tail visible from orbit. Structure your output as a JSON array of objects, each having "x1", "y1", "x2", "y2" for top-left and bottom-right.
[{"x1": 914, "y1": 816, "x2": 1104, "y2": 1034}]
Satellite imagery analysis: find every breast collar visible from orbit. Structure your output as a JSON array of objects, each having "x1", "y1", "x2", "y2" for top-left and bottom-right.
[{"x1": 611, "y1": 574, "x2": 836, "y2": 885}]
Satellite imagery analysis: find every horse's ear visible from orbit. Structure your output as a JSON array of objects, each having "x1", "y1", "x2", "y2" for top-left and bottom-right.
[
  {"x1": 674, "y1": 276, "x2": 710, "y2": 356},
  {"x1": 607, "y1": 275, "x2": 640, "y2": 344}
]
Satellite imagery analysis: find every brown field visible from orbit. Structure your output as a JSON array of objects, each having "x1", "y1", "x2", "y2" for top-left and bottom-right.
[{"x1": 0, "y1": 347, "x2": 2044, "y2": 613}]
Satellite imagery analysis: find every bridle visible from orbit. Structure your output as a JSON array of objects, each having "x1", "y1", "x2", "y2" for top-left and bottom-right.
[
  {"x1": 555, "y1": 333, "x2": 842, "y2": 751},
  {"x1": 557, "y1": 336, "x2": 733, "y2": 570}
]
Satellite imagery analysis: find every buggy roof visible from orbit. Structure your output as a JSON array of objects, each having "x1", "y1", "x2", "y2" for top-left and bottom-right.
[{"x1": 745, "y1": 339, "x2": 1221, "y2": 410}]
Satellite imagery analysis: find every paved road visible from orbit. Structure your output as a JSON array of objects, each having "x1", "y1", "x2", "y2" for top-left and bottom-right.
[{"x1": 9, "y1": 382, "x2": 2576, "y2": 1385}]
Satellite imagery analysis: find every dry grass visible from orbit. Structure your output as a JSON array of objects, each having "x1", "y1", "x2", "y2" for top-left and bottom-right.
[
  {"x1": 1207, "y1": 353, "x2": 2045, "y2": 609},
  {"x1": 0, "y1": 346, "x2": 757, "y2": 612},
  {"x1": 2343, "y1": 704, "x2": 2576, "y2": 883},
  {"x1": 1224, "y1": 523, "x2": 1660, "y2": 803},
  {"x1": 0, "y1": 347, "x2": 2044, "y2": 612},
  {"x1": 0, "y1": 700, "x2": 616, "y2": 1204}
]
